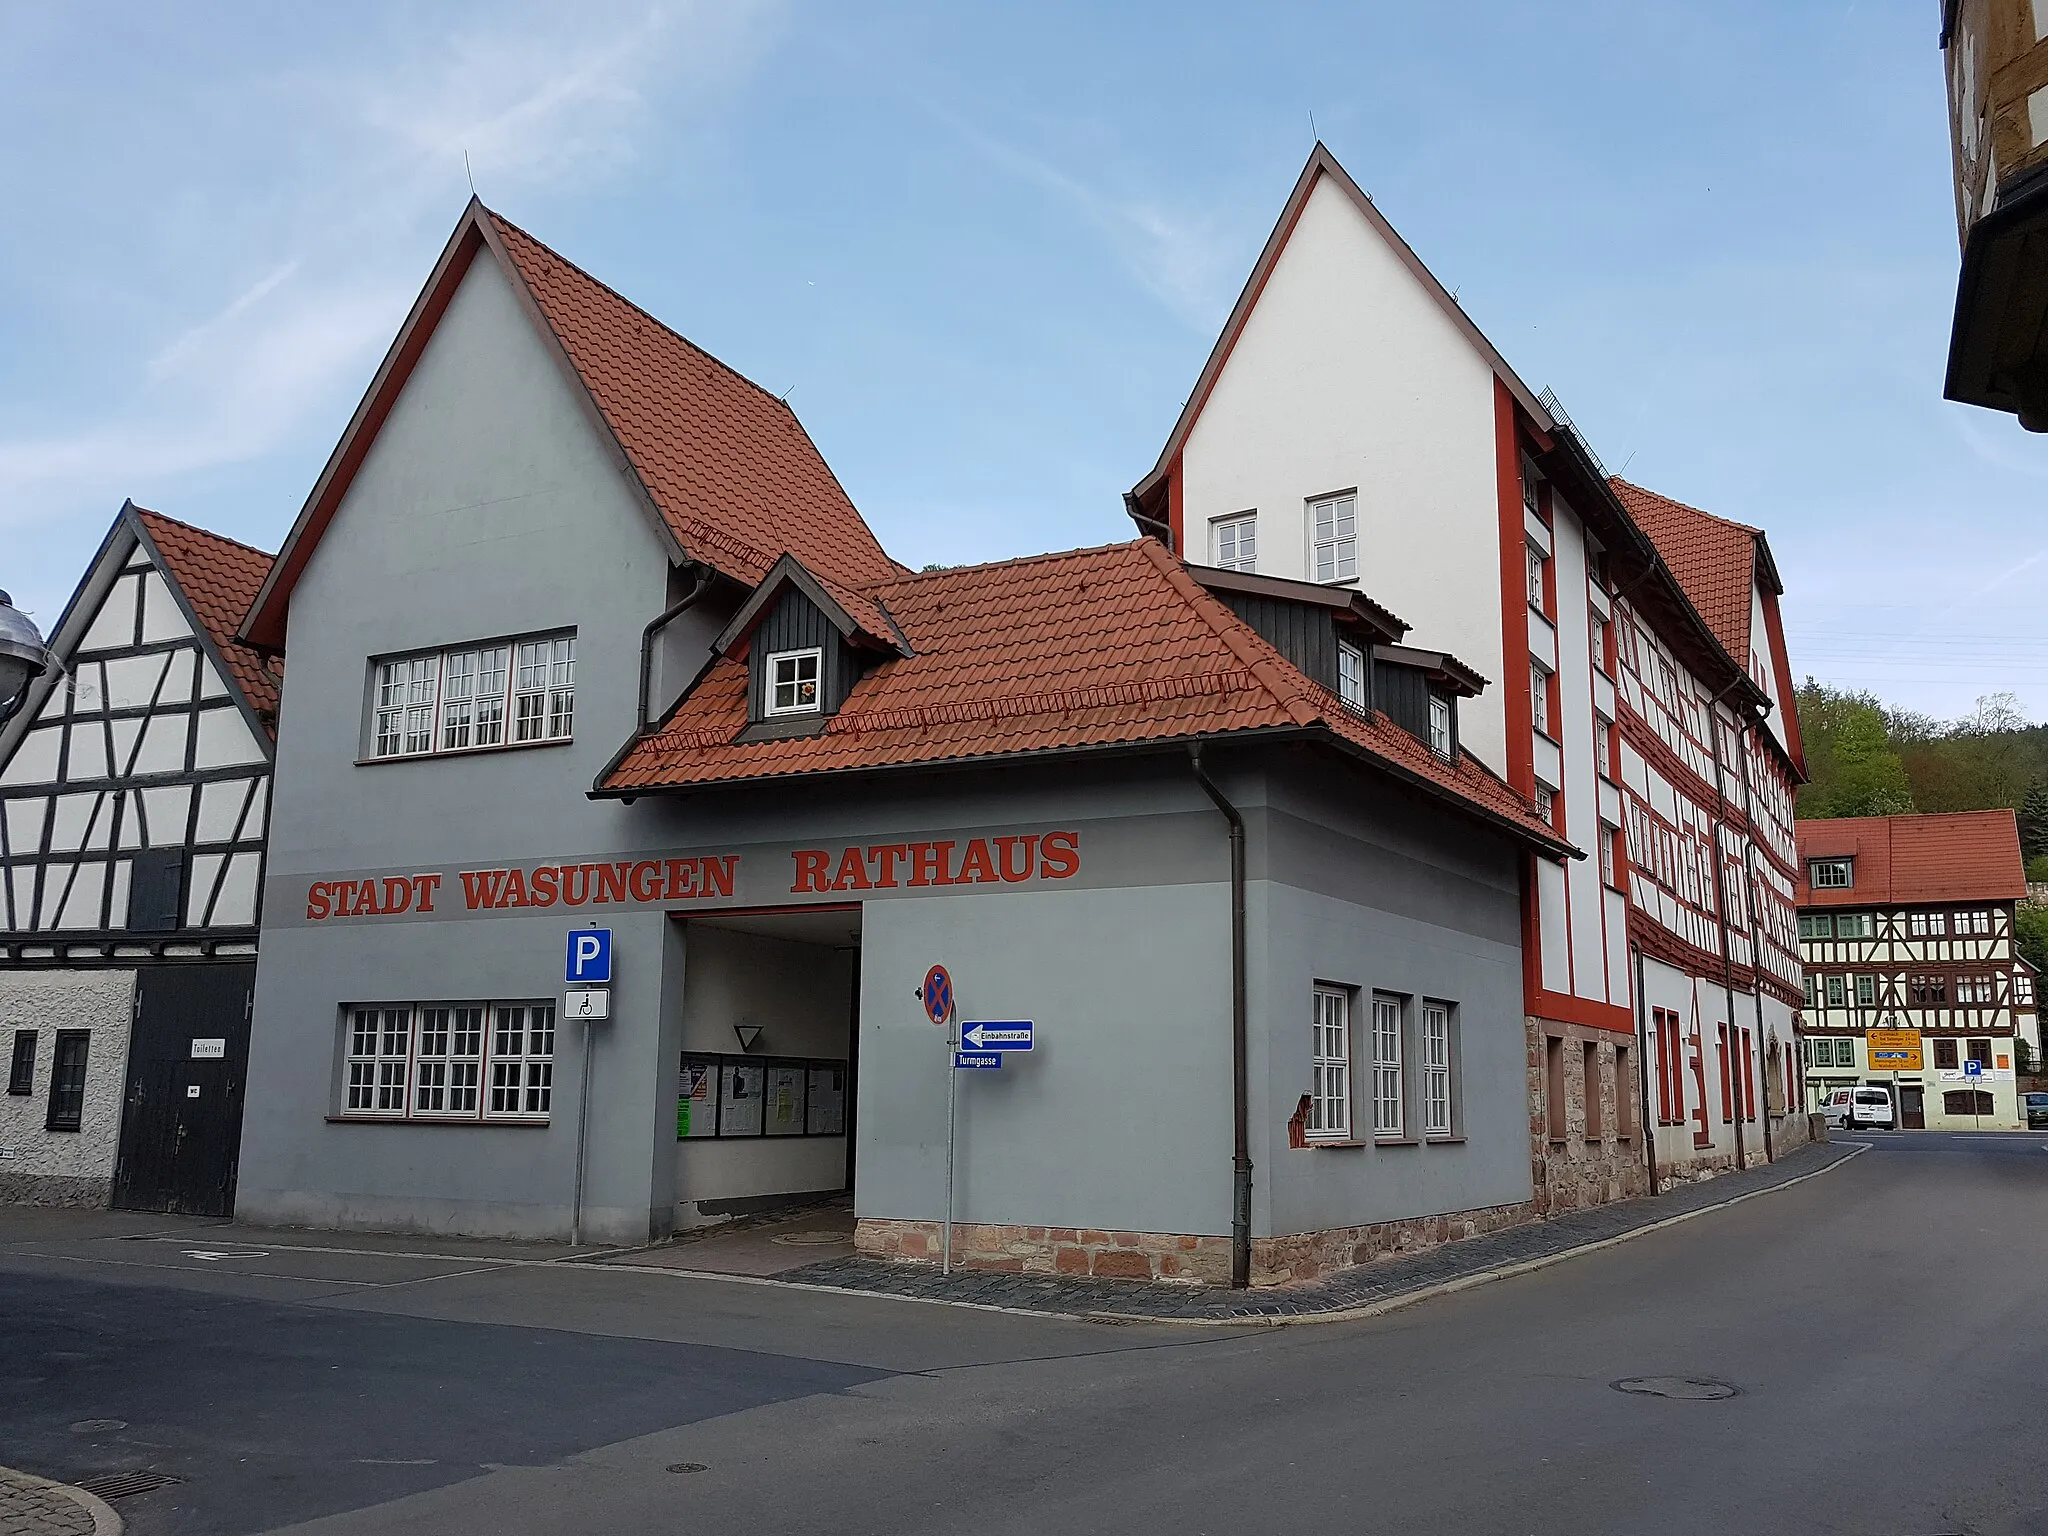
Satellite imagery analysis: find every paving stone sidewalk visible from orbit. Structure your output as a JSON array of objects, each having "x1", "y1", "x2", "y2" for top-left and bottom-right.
[
  {"x1": 783, "y1": 1140, "x2": 1858, "y2": 1322},
  {"x1": 0, "y1": 1467, "x2": 113, "y2": 1536}
]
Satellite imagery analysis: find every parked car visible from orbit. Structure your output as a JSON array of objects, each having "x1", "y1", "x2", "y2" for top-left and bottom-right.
[
  {"x1": 1819, "y1": 1088, "x2": 1855, "y2": 1129},
  {"x1": 2024, "y1": 1091, "x2": 2048, "y2": 1129},
  {"x1": 1821, "y1": 1086, "x2": 1895, "y2": 1130}
]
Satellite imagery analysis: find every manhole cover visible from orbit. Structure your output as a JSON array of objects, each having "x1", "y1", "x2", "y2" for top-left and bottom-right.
[
  {"x1": 69, "y1": 1419, "x2": 127, "y2": 1433},
  {"x1": 75, "y1": 1470, "x2": 181, "y2": 1499},
  {"x1": 667, "y1": 1463, "x2": 708, "y2": 1474},
  {"x1": 768, "y1": 1231, "x2": 852, "y2": 1247},
  {"x1": 1612, "y1": 1376, "x2": 1740, "y2": 1401}
]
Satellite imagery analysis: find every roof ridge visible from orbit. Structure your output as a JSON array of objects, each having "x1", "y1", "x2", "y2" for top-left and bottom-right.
[
  {"x1": 1136, "y1": 540, "x2": 1321, "y2": 727},
  {"x1": 484, "y1": 208, "x2": 796, "y2": 420},
  {"x1": 133, "y1": 505, "x2": 276, "y2": 561}
]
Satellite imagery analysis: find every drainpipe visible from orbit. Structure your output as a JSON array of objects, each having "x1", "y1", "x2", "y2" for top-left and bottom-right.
[
  {"x1": 637, "y1": 563, "x2": 713, "y2": 734},
  {"x1": 1190, "y1": 743, "x2": 1251, "y2": 1290},
  {"x1": 1633, "y1": 944, "x2": 1659, "y2": 1196}
]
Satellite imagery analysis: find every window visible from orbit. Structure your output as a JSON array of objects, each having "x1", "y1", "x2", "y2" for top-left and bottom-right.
[
  {"x1": 45, "y1": 1030, "x2": 88, "y2": 1132},
  {"x1": 1799, "y1": 913, "x2": 1833, "y2": 941},
  {"x1": 1967, "y1": 1037, "x2": 1992, "y2": 1067},
  {"x1": 7, "y1": 1030, "x2": 35, "y2": 1095},
  {"x1": 488, "y1": 1004, "x2": 555, "y2": 1118},
  {"x1": 1654, "y1": 1009, "x2": 1684, "y2": 1123},
  {"x1": 1582, "y1": 1042, "x2": 1603, "y2": 1140},
  {"x1": 1310, "y1": 494, "x2": 1357, "y2": 583},
  {"x1": 341, "y1": 1001, "x2": 554, "y2": 1122},
  {"x1": 372, "y1": 632, "x2": 574, "y2": 759},
  {"x1": 1526, "y1": 544, "x2": 1547, "y2": 610},
  {"x1": 1909, "y1": 974, "x2": 1948, "y2": 1005},
  {"x1": 1213, "y1": 513, "x2": 1257, "y2": 573},
  {"x1": 1428, "y1": 694, "x2": 1452, "y2": 757},
  {"x1": 1856, "y1": 974, "x2": 1877, "y2": 1007},
  {"x1": 1535, "y1": 785, "x2": 1555, "y2": 827},
  {"x1": 2020, "y1": 970, "x2": 2036, "y2": 1005},
  {"x1": 1825, "y1": 975, "x2": 1846, "y2": 1008},
  {"x1": 1956, "y1": 974, "x2": 1995, "y2": 1005},
  {"x1": 1600, "y1": 825, "x2": 1619, "y2": 888},
  {"x1": 1590, "y1": 617, "x2": 1608, "y2": 670},
  {"x1": 1422, "y1": 1003, "x2": 1452, "y2": 1136},
  {"x1": 1834, "y1": 913, "x2": 1875, "y2": 940},
  {"x1": 1934, "y1": 1038, "x2": 1960, "y2": 1070},
  {"x1": 1717, "y1": 1024, "x2": 1733, "y2": 1123},
  {"x1": 1337, "y1": 642, "x2": 1366, "y2": 712},
  {"x1": 1372, "y1": 995, "x2": 1404, "y2": 1137},
  {"x1": 1522, "y1": 464, "x2": 1542, "y2": 518},
  {"x1": 1309, "y1": 988, "x2": 1351, "y2": 1141},
  {"x1": 766, "y1": 648, "x2": 823, "y2": 716},
  {"x1": 1595, "y1": 718, "x2": 1613, "y2": 777},
  {"x1": 1957, "y1": 909, "x2": 1993, "y2": 936},
  {"x1": 1530, "y1": 664, "x2": 1551, "y2": 735},
  {"x1": 1809, "y1": 859, "x2": 1853, "y2": 890},
  {"x1": 1944, "y1": 1089, "x2": 1995, "y2": 1116},
  {"x1": 1909, "y1": 910, "x2": 1946, "y2": 937},
  {"x1": 1802, "y1": 973, "x2": 1815, "y2": 1008}
]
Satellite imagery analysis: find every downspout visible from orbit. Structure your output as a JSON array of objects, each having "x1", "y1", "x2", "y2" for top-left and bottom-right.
[
  {"x1": 1190, "y1": 743, "x2": 1251, "y2": 1290},
  {"x1": 637, "y1": 563, "x2": 713, "y2": 734},
  {"x1": 1633, "y1": 944, "x2": 1659, "y2": 1196},
  {"x1": 1124, "y1": 491, "x2": 1176, "y2": 554}
]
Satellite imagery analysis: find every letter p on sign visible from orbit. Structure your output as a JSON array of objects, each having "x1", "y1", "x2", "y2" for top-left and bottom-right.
[{"x1": 566, "y1": 928, "x2": 613, "y2": 984}]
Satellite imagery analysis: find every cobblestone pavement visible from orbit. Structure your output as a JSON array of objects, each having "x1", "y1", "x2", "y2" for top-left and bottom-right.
[
  {"x1": 0, "y1": 1467, "x2": 109, "y2": 1536},
  {"x1": 784, "y1": 1140, "x2": 1860, "y2": 1321}
]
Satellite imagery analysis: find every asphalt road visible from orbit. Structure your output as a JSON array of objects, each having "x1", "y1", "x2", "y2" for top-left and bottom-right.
[{"x1": 4, "y1": 1133, "x2": 2047, "y2": 1535}]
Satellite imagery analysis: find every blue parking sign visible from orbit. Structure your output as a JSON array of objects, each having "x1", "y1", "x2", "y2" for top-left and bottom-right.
[{"x1": 566, "y1": 928, "x2": 612, "y2": 984}]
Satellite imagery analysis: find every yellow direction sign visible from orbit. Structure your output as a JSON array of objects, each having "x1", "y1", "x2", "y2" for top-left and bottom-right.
[{"x1": 1866, "y1": 1028, "x2": 1923, "y2": 1072}]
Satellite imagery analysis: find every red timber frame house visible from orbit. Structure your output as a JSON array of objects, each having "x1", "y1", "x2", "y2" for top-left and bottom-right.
[{"x1": 1126, "y1": 143, "x2": 1812, "y2": 1202}]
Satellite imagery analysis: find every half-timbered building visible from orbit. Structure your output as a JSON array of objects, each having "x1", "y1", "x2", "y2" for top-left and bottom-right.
[
  {"x1": 1124, "y1": 143, "x2": 1812, "y2": 1201},
  {"x1": 1797, "y1": 810, "x2": 2028, "y2": 1130},
  {"x1": 0, "y1": 501, "x2": 276, "y2": 1211}
]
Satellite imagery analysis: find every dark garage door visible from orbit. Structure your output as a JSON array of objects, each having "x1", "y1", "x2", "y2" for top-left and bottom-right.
[{"x1": 112, "y1": 963, "x2": 255, "y2": 1216}]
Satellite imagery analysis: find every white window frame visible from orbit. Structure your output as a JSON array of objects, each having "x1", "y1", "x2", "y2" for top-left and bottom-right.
[
  {"x1": 1336, "y1": 641, "x2": 1366, "y2": 712},
  {"x1": 766, "y1": 647, "x2": 824, "y2": 716},
  {"x1": 1308, "y1": 987, "x2": 1351, "y2": 1141},
  {"x1": 1599, "y1": 825, "x2": 1618, "y2": 887},
  {"x1": 1855, "y1": 974, "x2": 1877, "y2": 1007},
  {"x1": 1422, "y1": 1002, "x2": 1452, "y2": 1137},
  {"x1": 1526, "y1": 544, "x2": 1546, "y2": 610},
  {"x1": 1428, "y1": 694, "x2": 1452, "y2": 758},
  {"x1": 1372, "y1": 994, "x2": 1405, "y2": 1138},
  {"x1": 1824, "y1": 974, "x2": 1846, "y2": 1008},
  {"x1": 1531, "y1": 662, "x2": 1552, "y2": 736},
  {"x1": 339, "y1": 1000, "x2": 553, "y2": 1122},
  {"x1": 1212, "y1": 513, "x2": 1257, "y2": 573},
  {"x1": 1810, "y1": 858, "x2": 1853, "y2": 890},
  {"x1": 371, "y1": 631, "x2": 574, "y2": 760},
  {"x1": 1310, "y1": 494, "x2": 1357, "y2": 583}
]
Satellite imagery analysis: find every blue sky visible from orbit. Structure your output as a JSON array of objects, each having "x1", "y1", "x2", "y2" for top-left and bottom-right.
[{"x1": 4, "y1": 1, "x2": 2044, "y2": 720}]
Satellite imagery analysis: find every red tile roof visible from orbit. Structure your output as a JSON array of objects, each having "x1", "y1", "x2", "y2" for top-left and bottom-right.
[
  {"x1": 1609, "y1": 478, "x2": 1757, "y2": 664},
  {"x1": 603, "y1": 540, "x2": 1569, "y2": 855},
  {"x1": 243, "y1": 203, "x2": 900, "y2": 649},
  {"x1": 1796, "y1": 811, "x2": 2025, "y2": 905},
  {"x1": 134, "y1": 508, "x2": 280, "y2": 732}
]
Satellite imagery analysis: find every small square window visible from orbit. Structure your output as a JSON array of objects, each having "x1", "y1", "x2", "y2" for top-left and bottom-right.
[
  {"x1": 1213, "y1": 513, "x2": 1257, "y2": 573},
  {"x1": 767, "y1": 649, "x2": 823, "y2": 715},
  {"x1": 1809, "y1": 859, "x2": 1853, "y2": 890}
]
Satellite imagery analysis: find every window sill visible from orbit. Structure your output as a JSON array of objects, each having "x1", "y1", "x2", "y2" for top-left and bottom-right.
[
  {"x1": 1423, "y1": 1134, "x2": 1466, "y2": 1145},
  {"x1": 356, "y1": 737, "x2": 574, "y2": 767},
  {"x1": 1374, "y1": 1136, "x2": 1421, "y2": 1148},
  {"x1": 326, "y1": 1115, "x2": 551, "y2": 1128},
  {"x1": 1305, "y1": 1137, "x2": 1370, "y2": 1149}
]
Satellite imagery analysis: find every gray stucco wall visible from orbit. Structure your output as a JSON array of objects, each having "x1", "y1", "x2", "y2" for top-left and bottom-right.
[
  {"x1": 0, "y1": 967, "x2": 134, "y2": 1204},
  {"x1": 238, "y1": 250, "x2": 729, "y2": 1242}
]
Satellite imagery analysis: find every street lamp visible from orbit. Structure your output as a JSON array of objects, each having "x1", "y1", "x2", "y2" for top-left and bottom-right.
[{"x1": 0, "y1": 590, "x2": 52, "y2": 728}]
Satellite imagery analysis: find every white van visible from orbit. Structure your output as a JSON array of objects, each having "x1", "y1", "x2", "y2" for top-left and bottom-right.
[{"x1": 1821, "y1": 1085, "x2": 1894, "y2": 1130}]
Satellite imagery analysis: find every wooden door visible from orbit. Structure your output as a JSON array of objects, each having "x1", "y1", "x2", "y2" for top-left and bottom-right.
[{"x1": 112, "y1": 963, "x2": 255, "y2": 1216}]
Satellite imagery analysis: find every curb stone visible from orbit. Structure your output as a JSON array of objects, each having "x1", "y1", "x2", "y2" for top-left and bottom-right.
[{"x1": 0, "y1": 1465, "x2": 123, "y2": 1536}]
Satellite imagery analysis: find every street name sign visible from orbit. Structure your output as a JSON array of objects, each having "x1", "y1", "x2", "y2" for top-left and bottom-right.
[
  {"x1": 954, "y1": 1051, "x2": 1002, "y2": 1070},
  {"x1": 961, "y1": 1020, "x2": 1033, "y2": 1051}
]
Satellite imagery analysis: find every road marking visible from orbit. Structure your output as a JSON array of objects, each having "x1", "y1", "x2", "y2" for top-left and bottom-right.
[{"x1": 183, "y1": 1250, "x2": 270, "y2": 1262}]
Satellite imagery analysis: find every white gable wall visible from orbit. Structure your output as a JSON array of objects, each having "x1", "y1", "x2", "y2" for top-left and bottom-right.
[{"x1": 1179, "y1": 175, "x2": 1510, "y2": 774}]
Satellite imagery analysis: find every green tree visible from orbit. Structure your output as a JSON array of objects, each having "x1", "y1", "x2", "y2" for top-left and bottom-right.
[
  {"x1": 1795, "y1": 681, "x2": 1915, "y2": 819},
  {"x1": 2020, "y1": 778, "x2": 2048, "y2": 861},
  {"x1": 2016, "y1": 905, "x2": 2048, "y2": 978}
]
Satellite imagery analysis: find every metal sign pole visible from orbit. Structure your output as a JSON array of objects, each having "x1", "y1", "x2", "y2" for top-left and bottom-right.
[
  {"x1": 571, "y1": 1015, "x2": 595, "y2": 1248},
  {"x1": 944, "y1": 1011, "x2": 959, "y2": 1276}
]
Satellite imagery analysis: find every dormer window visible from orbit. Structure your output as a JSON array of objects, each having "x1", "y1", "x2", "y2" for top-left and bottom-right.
[
  {"x1": 766, "y1": 648, "x2": 822, "y2": 715},
  {"x1": 1337, "y1": 641, "x2": 1366, "y2": 712},
  {"x1": 1428, "y1": 694, "x2": 1452, "y2": 758},
  {"x1": 1809, "y1": 858, "x2": 1853, "y2": 890}
]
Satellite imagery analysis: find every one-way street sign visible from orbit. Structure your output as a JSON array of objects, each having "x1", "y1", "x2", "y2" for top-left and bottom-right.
[
  {"x1": 961, "y1": 1020, "x2": 1033, "y2": 1052},
  {"x1": 954, "y1": 1052, "x2": 1003, "y2": 1070}
]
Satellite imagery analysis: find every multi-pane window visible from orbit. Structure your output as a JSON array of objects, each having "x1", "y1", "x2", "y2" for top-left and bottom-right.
[
  {"x1": 1834, "y1": 913, "x2": 1875, "y2": 939},
  {"x1": 1824, "y1": 974, "x2": 1846, "y2": 1008},
  {"x1": 1809, "y1": 859, "x2": 1853, "y2": 890},
  {"x1": 514, "y1": 637, "x2": 576, "y2": 742},
  {"x1": 488, "y1": 1004, "x2": 555, "y2": 1118},
  {"x1": 1802, "y1": 973, "x2": 1816, "y2": 1008},
  {"x1": 1956, "y1": 974, "x2": 1996, "y2": 1004},
  {"x1": 1530, "y1": 664, "x2": 1551, "y2": 735},
  {"x1": 1534, "y1": 785, "x2": 1555, "y2": 828},
  {"x1": 1967, "y1": 1037, "x2": 1993, "y2": 1067},
  {"x1": 412, "y1": 1006, "x2": 484, "y2": 1117},
  {"x1": 767, "y1": 649, "x2": 822, "y2": 715},
  {"x1": 1799, "y1": 913, "x2": 1832, "y2": 940},
  {"x1": 2019, "y1": 970, "x2": 2036, "y2": 1005},
  {"x1": 1525, "y1": 545, "x2": 1546, "y2": 609},
  {"x1": 1856, "y1": 974, "x2": 1877, "y2": 1007},
  {"x1": 1337, "y1": 642, "x2": 1366, "y2": 712},
  {"x1": 1422, "y1": 1003, "x2": 1451, "y2": 1136},
  {"x1": 1213, "y1": 513, "x2": 1257, "y2": 573},
  {"x1": 341, "y1": 1001, "x2": 553, "y2": 1121},
  {"x1": 1599, "y1": 826, "x2": 1618, "y2": 887},
  {"x1": 1308, "y1": 988, "x2": 1351, "y2": 1140},
  {"x1": 1909, "y1": 910, "x2": 1946, "y2": 937},
  {"x1": 1934, "y1": 1037, "x2": 1961, "y2": 1070},
  {"x1": 1909, "y1": 974, "x2": 1949, "y2": 1005},
  {"x1": 1372, "y1": 995, "x2": 1404, "y2": 1137},
  {"x1": 1310, "y1": 494, "x2": 1356, "y2": 583},
  {"x1": 1428, "y1": 694, "x2": 1452, "y2": 758},
  {"x1": 7, "y1": 1030, "x2": 33, "y2": 1095},
  {"x1": 1807, "y1": 1037, "x2": 1855, "y2": 1069},
  {"x1": 1956, "y1": 909, "x2": 1994, "y2": 936},
  {"x1": 45, "y1": 1030, "x2": 88, "y2": 1132},
  {"x1": 372, "y1": 632, "x2": 573, "y2": 759}
]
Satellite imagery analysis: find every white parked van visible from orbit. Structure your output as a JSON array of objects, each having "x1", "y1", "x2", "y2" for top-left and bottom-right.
[{"x1": 1821, "y1": 1086, "x2": 1895, "y2": 1130}]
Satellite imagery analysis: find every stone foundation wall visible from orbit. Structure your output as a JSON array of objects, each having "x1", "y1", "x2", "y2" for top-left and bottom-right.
[
  {"x1": 1248, "y1": 1200, "x2": 1537, "y2": 1286},
  {"x1": 1529, "y1": 1017, "x2": 1651, "y2": 1215},
  {"x1": 854, "y1": 1219, "x2": 1234, "y2": 1284}
]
